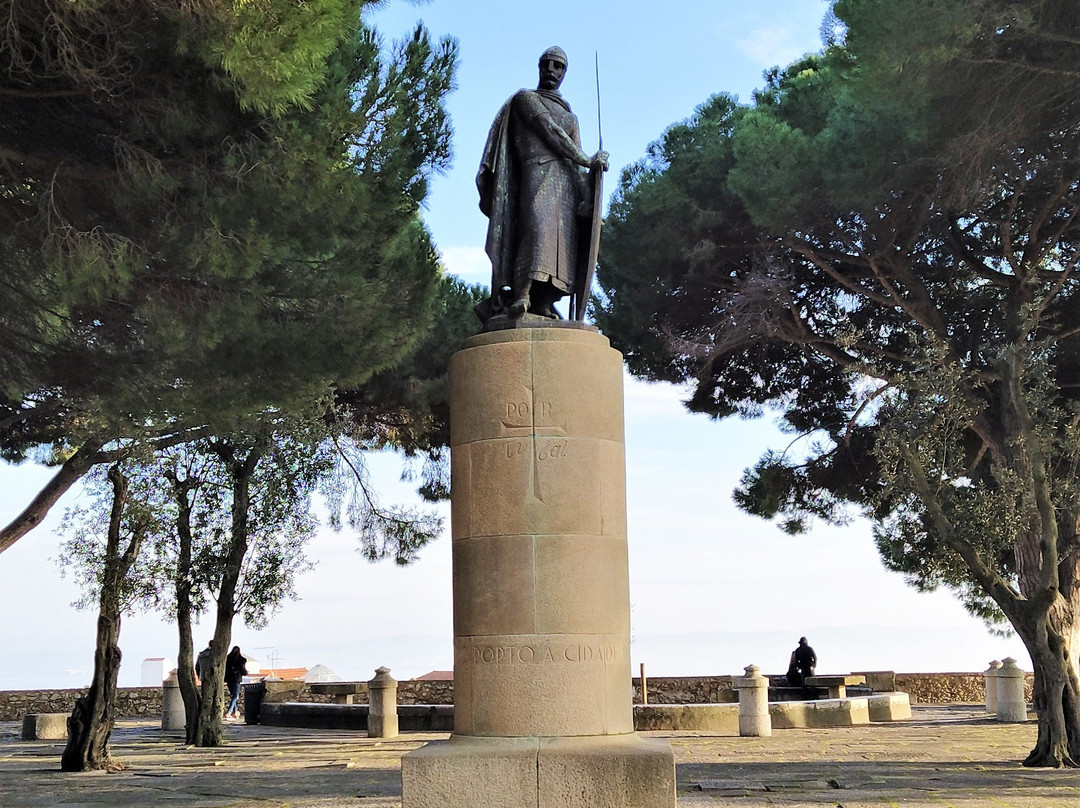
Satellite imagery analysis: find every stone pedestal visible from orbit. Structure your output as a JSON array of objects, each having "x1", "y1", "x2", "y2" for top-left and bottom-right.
[
  {"x1": 162, "y1": 670, "x2": 185, "y2": 730},
  {"x1": 983, "y1": 660, "x2": 1001, "y2": 715},
  {"x1": 736, "y1": 664, "x2": 771, "y2": 737},
  {"x1": 402, "y1": 326, "x2": 675, "y2": 807},
  {"x1": 367, "y1": 666, "x2": 399, "y2": 738},
  {"x1": 995, "y1": 657, "x2": 1028, "y2": 722}
]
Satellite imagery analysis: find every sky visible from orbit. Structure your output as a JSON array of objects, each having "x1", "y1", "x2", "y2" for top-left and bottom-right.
[{"x1": 0, "y1": 0, "x2": 1032, "y2": 691}]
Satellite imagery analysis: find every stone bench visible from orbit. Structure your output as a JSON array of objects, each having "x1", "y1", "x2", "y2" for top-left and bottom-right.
[
  {"x1": 633, "y1": 704, "x2": 739, "y2": 734},
  {"x1": 770, "y1": 697, "x2": 870, "y2": 728},
  {"x1": 260, "y1": 702, "x2": 452, "y2": 732},
  {"x1": 853, "y1": 670, "x2": 896, "y2": 693},
  {"x1": 868, "y1": 692, "x2": 912, "y2": 722},
  {"x1": 21, "y1": 713, "x2": 67, "y2": 740},
  {"x1": 767, "y1": 685, "x2": 828, "y2": 701},
  {"x1": 260, "y1": 693, "x2": 909, "y2": 735},
  {"x1": 804, "y1": 675, "x2": 866, "y2": 699},
  {"x1": 631, "y1": 694, "x2": 910, "y2": 733}
]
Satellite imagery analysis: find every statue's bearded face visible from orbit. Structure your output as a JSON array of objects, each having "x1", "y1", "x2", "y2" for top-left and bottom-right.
[{"x1": 539, "y1": 57, "x2": 566, "y2": 91}]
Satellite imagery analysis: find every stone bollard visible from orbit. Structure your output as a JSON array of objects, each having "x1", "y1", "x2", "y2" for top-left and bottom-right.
[
  {"x1": 996, "y1": 657, "x2": 1028, "y2": 722},
  {"x1": 162, "y1": 670, "x2": 186, "y2": 730},
  {"x1": 21, "y1": 713, "x2": 68, "y2": 740},
  {"x1": 982, "y1": 660, "x2": 1002, "y2": 715},
  {"x1": 735, "y1": 664, "x2": 772, "y2": 737},
  {"x1": 367, "y1": 666, "x2": 399, "y2": 739}
]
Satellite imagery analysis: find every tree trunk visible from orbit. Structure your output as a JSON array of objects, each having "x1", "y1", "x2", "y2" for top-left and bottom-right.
[
  {"x1": 169, "y1": 477, "x2": 202, "y2": 745},
  {"x1": 192, "y1": 638, "x2": 228, "y2": 747},
  {"x1": 177, "y1": 606, "x2": 201, "y2": 745},
  {"x1": 192, "y1": 442, "x2": 262, "y2": 747},
  {"x1": 61, "y1": 465, "x2": 141, "y2": 772},
  {"x1": 1013, "y1": 600, "x2": 1080, "y2": 767},
  {"x1": 61, "y1": 610, "x2": 123, "y2": 771}
]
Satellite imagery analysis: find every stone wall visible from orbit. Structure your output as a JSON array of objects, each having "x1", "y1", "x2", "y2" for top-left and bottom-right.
[
  {"x1": 0, "y1": 672, "x2": 1038, "y2": 720},
  {"x1": 895, "y1": 672, "x2": 1034, "y2": 704},
  {"x1": 632, "y1": 676, "x2": 737, "y2": 705},
  {"x1": 261, "y1": 680, "x2": 454, "y2": 706},
  {"x1": 399, "y1": 680, "x2": 453, "y2": 705},
  {"x1": 0, "y1": 687, "x2": 161, "y2": 721}
]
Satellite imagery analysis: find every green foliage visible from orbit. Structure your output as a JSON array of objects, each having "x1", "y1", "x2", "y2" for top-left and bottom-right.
[
  {"x1": 199, "y1": 0, "x2": 358, "y2": 115},
  {"x1": 834, "y1": 0, "x2": 1080, "y2": 193},
  {"x1": 58, "y1": 430, "x2": 322, "y2": 629},
  {"x1": 0, "y1": 0, "x2": 458, "y2": 465},
  {"x1": 58, "y1": 461, "x2": 171, "y2": 615},
  {"x1": 58, "y1": 405, "x2": 449, "y2": 630}
]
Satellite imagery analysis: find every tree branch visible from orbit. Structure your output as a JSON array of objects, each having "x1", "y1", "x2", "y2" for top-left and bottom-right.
[
  {"x1": 946, "y1": 217, "x2": 1016, "y2": 287},
  {"x1": 0, "y1": 435, "x2": 105, "y2": 553},
  {"x1": 897, "y1": 441, "x2": 1020, "y2": 615},
  {"x1": 784, "y1": 238, "x2": 896, "y2": 308},
  {"x1": 0, "y1": 424, "x2": 215, "y2": 554},
  {"x1": 0, "y1": 87, "x2": 87, "y2": 98}
]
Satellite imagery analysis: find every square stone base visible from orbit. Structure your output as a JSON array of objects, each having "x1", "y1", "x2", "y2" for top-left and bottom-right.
[
  {"x1": 402, "y1": 733, "x2": 675, "y2": 808},
  {"x1": 868, "y1": 692, "x2": 912, "y2": 722}
]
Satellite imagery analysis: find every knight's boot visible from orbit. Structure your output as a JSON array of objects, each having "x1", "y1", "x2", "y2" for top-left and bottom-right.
[{"x1": 508, "y1": 280, "x2": 532, "y2": 317}]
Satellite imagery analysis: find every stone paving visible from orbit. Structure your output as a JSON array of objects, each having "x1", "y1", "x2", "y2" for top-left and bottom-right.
[{"x1": 2, "y1": 706, "x2": 1080, "y2": 807}]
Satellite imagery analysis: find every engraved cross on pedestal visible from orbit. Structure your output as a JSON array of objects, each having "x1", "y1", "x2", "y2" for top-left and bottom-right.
[{"x1": 499, "y1": 394, "x2": 567, "y2": 504}]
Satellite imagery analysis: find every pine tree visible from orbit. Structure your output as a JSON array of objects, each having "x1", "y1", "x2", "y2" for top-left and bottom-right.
[
  {"x1": 1, "y1": 1, "x2": 463, "y2": 552},
  {"x1": 596, "y1": 0, "x2": 1080, "y2": 766}
]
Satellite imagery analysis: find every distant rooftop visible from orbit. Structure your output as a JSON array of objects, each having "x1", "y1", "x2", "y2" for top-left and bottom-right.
[
  {"x1": 255, "y1": 667, "x2": 308, "y2": 681},
  {"x1": 301, "y1": 664, "x2": 341, "y2": 683},
  {"x1": 414, "y1": 670, "x2": 453, "y2": 681}
]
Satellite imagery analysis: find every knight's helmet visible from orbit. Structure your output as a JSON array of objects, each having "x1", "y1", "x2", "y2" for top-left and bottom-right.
[{"x1": 538, "y1": 45, "x2": 568, "y2": 67}]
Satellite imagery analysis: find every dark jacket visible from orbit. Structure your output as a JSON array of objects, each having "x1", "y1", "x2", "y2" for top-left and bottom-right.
[
  {"x1": 793, "y1": 643, "x2": 817, "y2": 675},
  {"x1": 224, "y1": 650, "x2": 247, "y2": 687}
]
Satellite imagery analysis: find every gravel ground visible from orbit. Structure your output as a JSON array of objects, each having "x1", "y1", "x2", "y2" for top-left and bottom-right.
[{"x1": 2, "y1": 706, "x2": 1078, "y2": 807}]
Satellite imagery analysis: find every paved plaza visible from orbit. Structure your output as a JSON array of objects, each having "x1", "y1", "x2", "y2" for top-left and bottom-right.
[{"x1": 2, "y1": 706, "x2": 1079, "y2": 807}]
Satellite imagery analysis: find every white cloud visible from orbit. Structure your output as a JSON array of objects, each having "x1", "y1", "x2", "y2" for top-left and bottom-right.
[
  {"x1": 623, "y1": 375, "x2": 692, "y2": 421},
  {"x1": 735, "y1": 27, "x2": 808, "y2": 68},
  {"x1": 440, "y1": 246, "x2": 490, "y2": 287}
]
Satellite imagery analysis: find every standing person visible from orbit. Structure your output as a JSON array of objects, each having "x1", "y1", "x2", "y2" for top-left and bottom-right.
[
  {"x1": 224, "y1": 646, "x2": 247, "y2": 719},
  {"x1": 476, "y1": 46, "x2": 608, "y2": 324},
  {"x1": 194, "y1": 641, "x2": 212, "y2": 686},
  {"x1": 793, "y1": 636, "x2": 817, "y2": 686}
]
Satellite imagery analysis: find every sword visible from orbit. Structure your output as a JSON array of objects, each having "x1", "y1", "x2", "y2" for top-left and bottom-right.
[
  {"x1": 595, "y1": 50, "x2": 603, "y2": 153},
  {"x1": 574, "y1": 52, "x2": 605, "y2": 322}
]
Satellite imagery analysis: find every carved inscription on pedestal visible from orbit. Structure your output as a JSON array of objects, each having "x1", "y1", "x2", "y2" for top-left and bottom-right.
[
  {"x1": 498, "y1": 398, "x2": 570, "y2": 502},
  {"x1": 503, "y1": 439, "x2": 568, "y2": 460},
  {"x1": 470, "y1": 642, "x2": 630, "y2": 665},
  {"x1": 500, "y1": 400, "x2": 565, "y2": 435}
]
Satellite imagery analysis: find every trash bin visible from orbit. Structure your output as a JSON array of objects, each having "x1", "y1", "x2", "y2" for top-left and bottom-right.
[{"x1": 243, "y1": 681, "x2": 266, "y2": 725}]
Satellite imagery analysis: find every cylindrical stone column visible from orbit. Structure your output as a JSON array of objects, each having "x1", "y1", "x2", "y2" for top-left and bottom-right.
[
  {"x1": 161, "y1": 670, "x2": 185, "y2": 730},
  {"x1": 996, "y1": 657, "x2": 1027, "y2": 722},
  {"x1": 735, "y1": 664, "x2": 772, "y2": 737},
  {"x1": 367, "y1": 666, "x2": 399, "y2": 738},
  {"x1": 983, "y1": 660, "x2": 1002, "y2": 714},
  {"x1": 449, "y1": 327, "x2": 633, "y2": 738}
]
